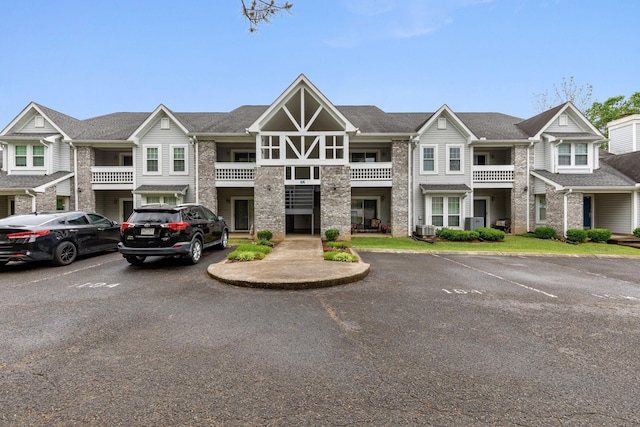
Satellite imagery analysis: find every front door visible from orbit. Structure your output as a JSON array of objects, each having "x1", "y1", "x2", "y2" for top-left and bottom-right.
[
  {"x1": 474, "y1": 199, "x2": 487, "y2": 228},
  {"x1": 234, "y1": 199, "x2": 254, "y2": 232},
  {"x1": 583, "y1": 196, "x2": 592, "y2": 229}
]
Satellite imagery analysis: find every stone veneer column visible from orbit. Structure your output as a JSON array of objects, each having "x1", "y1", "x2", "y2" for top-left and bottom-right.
[
  {"x1": 198, "y1": 140, "x2": 218, "y2": 212},
  {"x1": 565, "y1": 191, "x2": 584, "y2": 233},
  {"x1": 544, "y1": 184, "x2": 582, "y2": 237},
  {"x1": 14, "y1": 194, "x2": 33, "y2": 214},
  {"x1": 320, "y1": 165, "x2": 351, "y2": 240},
  {"x1": 391, "y1": 140, "x2": 409, "y2": 237},
  {"x1": 75, "y1": 146, "x2": 95, "y2": 212},
  {"x1": 254, "y1": 166, "x2": 285, "y2": 240},
  {"x1": 510, "y1": 145, "x2": 529, "y2": 234}
]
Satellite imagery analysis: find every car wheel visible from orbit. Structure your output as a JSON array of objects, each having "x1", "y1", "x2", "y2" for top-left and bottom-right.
[
  {"x1": 125, "y1": 255, "x2": 146, "y2": 265},
  {"x1": 52, "y1": 241, "x2": 77, "y2": 266},
  {"x1": 0, "y1": 261, "x2": 7, "y2": 268},
  {"x1": 184, "y1": 238, "x2": 203, "y2": 265},
  {"x1": 216, "y1": 230, "x2": 228, "y2": 250}
]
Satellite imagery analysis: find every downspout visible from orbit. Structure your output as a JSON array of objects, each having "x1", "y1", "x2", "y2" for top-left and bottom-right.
[
  {"x1": 563, "y1": 188, "x2": 572, "y2": 237},
  {"x1": 190, "y1": 136, "x2": 199, "y2": 204},
  {"x1": 526, "y1": 140, "x2": 534, "y2": 231},
  {"x1": 69, "y1": 141, "x2": 79, "y2": 210},
  {"x1": 409, "y1": 135, "x2": 419, "y2": 236},
  {"x1": 25, "y1": 190, "x2": 37, "y2": 212}
]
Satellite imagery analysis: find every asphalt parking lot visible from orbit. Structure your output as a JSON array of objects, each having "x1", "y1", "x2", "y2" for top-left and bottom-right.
[{"x1": 1, "y1": 249, "x2": 639, "y2": 425}]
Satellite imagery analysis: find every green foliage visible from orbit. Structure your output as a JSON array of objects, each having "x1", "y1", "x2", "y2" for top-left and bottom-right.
[
  {"x1": 587, "y1": 228, "x2": 612, "y2": 243},
  {"x1": 325, "y1": 229, "x2": 340, "y2": 242},
  {"x1": 227, "y1": 242, "x2": 272, "y2": 261},
  {"x1": 435, "y1": 227, "x2": 450, "y2": 238},
  {"x1": 256, "y1": 230, "x2": 273, "y2": 241},
  {"x1": 257, "y1": 238, "x2": 274, "y2": 247},
  {"x1": 477, "y1": 227, "x2": 505, "y2": 241},
  {"x1": 565, "y1": 229, "x2": 588, "y2": 243},
  {"x1": 325, "y1": 241, "x2": 352, "y2": 249},
  {"x1": 323, "y1": 251, "x2": 358, "y2": 262},
  {"x1": 438, "y1": 228, "x2": 479, "y2": 241},
  {"x1": 634, "y1": 227, "x2": 640, "y2": 238},
  {"x1": 585, "y1": 92, "x2": 640, "y2": 136},
  {"x1": 236, "y1": 243, "x2": 272, "y2": 254},
  {"x1": 534, "y1": 226, "x2": 557, "y2": 240}
]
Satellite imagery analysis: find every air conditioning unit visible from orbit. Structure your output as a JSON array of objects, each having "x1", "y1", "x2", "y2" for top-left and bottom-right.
[{"x1": 415, "y1": 225, "x2": 436, "y2": 236}]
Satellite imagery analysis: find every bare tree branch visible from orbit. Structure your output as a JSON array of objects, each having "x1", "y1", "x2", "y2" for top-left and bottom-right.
[{"x1": 241, "y1": 0, "x2": 293, "y2": 32}]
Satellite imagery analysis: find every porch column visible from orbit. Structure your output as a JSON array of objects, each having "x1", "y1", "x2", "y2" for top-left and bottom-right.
[
  {"x1": 320, "y1": 165, "x2": 351, "y2": 240},
  {"x1": 75, "y1": 146, "x2": 95, "y2": 212},
  {"x1": 511, "y1": 145, "x2": 529, "y2": 234},
  {"x1": 198, "y1": 139, "x2": 218, "y2": 212},
  {"x1": 391, "y1": 140, "x2": 409, "y2": 237},
  {"x1": 254, "y1": 166, "x2": 285, "y2": 241}
]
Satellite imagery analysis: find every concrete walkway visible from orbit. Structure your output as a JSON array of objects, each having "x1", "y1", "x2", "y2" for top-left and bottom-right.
[{"x1": 207, "y1": 236, "x2": 370, "y2": 290}]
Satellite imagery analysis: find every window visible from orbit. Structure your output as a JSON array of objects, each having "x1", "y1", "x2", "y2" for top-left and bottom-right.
[
  {"x1": 447, "y1": 145, "x2": 463, "y2": 173},
  {"x1": 326, "y1": 136, "x2": 344, "y2": 160},
  {"x1": 144, "y1": 145, "x2": 161, "y2": 174},
  {"x1": 430, "y1": 196, "x2": 461, "y2": 228},
  {"x1": 32, "y1": 146, "x2": 45, "y2": 167},
  {"x1": 421, "y1": 145, "x2": 437, "y2": 173},
  {"x1": 350, "y1": 151, "x2": 377, "y2": 163},
  {"x1": 557, "y1": 142, "x2": 589, "y2": 167},
  {"x1": 144, "y1": 195, "x2": 178, "y2": 205},
  {"x1": 15, "y1": 146, "x2": 27, "y2": 167},
  {"x1": 233, "y1": 151, "x2": 256, "y2": 162},
  {"x1": 537, "y1": 195, "x2": 546, "y2": 223},
  {"x1": 261, "y1": 136, "x2": 280, "y2": 160},
  {"x1": 171, "y1": 145, "x2": 187, "y2": 174}
]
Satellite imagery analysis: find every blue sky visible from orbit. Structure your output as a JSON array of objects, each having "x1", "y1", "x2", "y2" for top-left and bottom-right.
[{"x1": 1, "y1": 0, "x2": 638, "y2": 127}]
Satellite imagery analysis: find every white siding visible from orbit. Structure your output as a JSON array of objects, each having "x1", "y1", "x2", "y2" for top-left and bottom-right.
[
  {"x1": 594, "y1": 193, "x2": 633, "y2": 234},
  {"x1": 52, "y1": 141, "x2": 71, "y2": 172},
  {"x1": 608, "y1": 124, "x2": 634, "y2": 154},
  {"x1": 546, "y1": 113, "x2": 586, "y2": 133},
  {"x1": 19, "y1": 114, "x2": 58, "y2": 133}
]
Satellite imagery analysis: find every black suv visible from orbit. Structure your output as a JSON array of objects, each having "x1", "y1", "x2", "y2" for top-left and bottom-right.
[{"x1": 118, "y1": 204, "x2": 228, "y2": 265}]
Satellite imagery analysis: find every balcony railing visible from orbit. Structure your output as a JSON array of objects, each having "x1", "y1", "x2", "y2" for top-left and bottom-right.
[
  {"x1": 215, "y1": 162, "x2": 255, "y2": 186},
  {"x1": 472, "y1": 165, "x2": 514, "y2": 182},
  {"x1": 350, "y1": 162, "x2": 392, "y2": 181},
  {"x1": 91, "y1": 166, "x2": 134, "y2": 184}
]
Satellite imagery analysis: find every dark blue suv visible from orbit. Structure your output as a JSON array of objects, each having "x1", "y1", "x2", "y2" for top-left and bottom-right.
[{"x1": 118, "y1": 204, "x2": 228, "y2": 265}]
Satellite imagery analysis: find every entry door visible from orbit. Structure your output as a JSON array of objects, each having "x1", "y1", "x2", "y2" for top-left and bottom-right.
[
  {"x1": 583, "y1": 196, "x2": 592, "y2": 229},
  {"x1": 474, "y1": 199, "x2": 487, "y2": 227},
  {"x1": 122, "y1": 199, "x2": 133, "y2": 222},
  {"x1": 234, "y1": 199, "x2": 254, "y2": 231}
]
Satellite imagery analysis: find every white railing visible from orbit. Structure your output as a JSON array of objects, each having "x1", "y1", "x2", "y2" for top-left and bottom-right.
[
  {"x1": 215, "y1": 162, "x2": 255, "y2": 181},
  {"x1": 91, "y1": 166, "x2": 134, "y2": 184},
  {"x1": 472, "y1": 165, "x2": 514, "y2": 182},
  {"x1": 350, "y1": 162, "x2": 393, "y2": 181}
]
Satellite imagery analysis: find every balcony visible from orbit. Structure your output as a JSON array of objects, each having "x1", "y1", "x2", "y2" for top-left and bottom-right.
[
  {"x1": 472, "y1": 165, "x2": 514, "y2": 187},
  {"x1": 215, "y1": 162, "x2": 255, "y2": 187},
  {"x1": 350, "y1": 162, "x2": 392, "y2": 187},
  {"x1": 91, "y1": 166, "x2": 134, "y2": 190}
]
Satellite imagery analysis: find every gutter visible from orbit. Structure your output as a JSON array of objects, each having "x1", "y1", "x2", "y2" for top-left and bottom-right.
[
  {"x1": 190, "y1": 136, "x2": 199, "y2": 204},
  {"x1": 25, "y1": 190, "x2": 37, "y2": 212}
]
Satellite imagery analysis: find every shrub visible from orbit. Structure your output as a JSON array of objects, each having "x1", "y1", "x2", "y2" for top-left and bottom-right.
[
  {"x1": 438, "y1": 229, "x2": 479, "y2": 241},
  {"x1": 534, "y1": 226, "x2": 557, "y2": 239},
  {"x1": 256, "y1": 230, "x2": 273, "y2": 241},
  {"x1": 325, "y1": 241, "x2": 352, "y2": 249},
  {"x1": 587, "y1": 228, "x2": 612, "y2": 243},
  {"x1": 227, "y1": 242, "x2": 272, "y2": 261},
  {"x1": 435, "y1": 227, "x2": 450, "y2": 238},
  {"x1": 324, "y1": 251, "x2": 358, "y2": 262},
  {"x1": 257, "y1": 238, "x2": 274, "y2": 247},
  {"x1": 565, "y1": 228, "x2": 587, "y2": 243},
  {"x1": 634, "y1": 227, "x2": 640, "y2": 238},
  {"x1": 236, "y1": 243, "x2": 272, "y2": 254},
  {"x1": 325, "y1": 228, "x2": 340, "y2": 241},
  {"x1": 477, "y1": 227, "x2": 505, "y2": 241}
]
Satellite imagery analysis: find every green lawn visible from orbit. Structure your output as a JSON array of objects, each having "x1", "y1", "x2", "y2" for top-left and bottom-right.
[{"x1": 350, "y1": 234, "x2": 640, "y2": 256}]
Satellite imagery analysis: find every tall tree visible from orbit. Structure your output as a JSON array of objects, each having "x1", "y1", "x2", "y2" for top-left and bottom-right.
[
  {"x1": 241, "y1": 0, "x2": 293, "y2": 32},
  {"x1": 533, "y1": 76, "x2": 593, "y2": 113},
  {"x1": 585, "y1": 92, "x2": 640, "y2": 136}
]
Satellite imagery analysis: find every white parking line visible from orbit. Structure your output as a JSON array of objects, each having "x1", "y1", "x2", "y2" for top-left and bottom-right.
[
  {"x1": 434, "y1": 254, "x2": 557, "y2": 298},
  {"x1": 11, "y1": 257, "x2": 122, "y2": 287}
]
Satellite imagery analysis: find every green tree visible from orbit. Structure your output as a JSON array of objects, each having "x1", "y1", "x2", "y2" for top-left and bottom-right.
[
  {"x1": 241, "y1": 0, "x2": 293, "y2": 32},
  {"x1": 585, "y1": 92, "x2": 640, "y2": 136},
  {"x1": 533, "y1": 76, "x2": 593, "y2": 113}
]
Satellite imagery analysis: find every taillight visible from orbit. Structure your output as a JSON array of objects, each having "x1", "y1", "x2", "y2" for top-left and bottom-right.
[
  {"x1": 7, "y1": 230, "x2": 51, "y2": 239},
  {"x1": 165, "y1": 222, "x2": 188, "y2": 231},
  {"x1": 120, "y1": 222, "x2": 134, "y2": 232}
]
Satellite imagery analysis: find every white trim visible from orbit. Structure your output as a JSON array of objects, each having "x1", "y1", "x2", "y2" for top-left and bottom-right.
[
  {"x1": 536, "y1": 194, "x2": 547, "y2": 224},
  {"x1": 160, "y1": 117, "x2": 170, "y2": 130},
  {"x1": 170, "y1": 144, "x2": 189, "y2": 175},
  {"x1": 473, "y1": 196, "x2": 491, "y2": 228},
  {"x1": 419, "y1": 144, "x2": 438, "y2": 174},
  {"x1": 437, "y1": 117, "x2": 447, "y2": 129},
  {"x1": 34, "y1": 115, "x2": 45, "y2": 128},
  {"x1": 143, "y1": 144, "x2": 162, "y2": 175},
  {"x1": 446, "y1": 144, "x2": 464, "y2": 174},
  {"x1": 425, "y1": 194, "x2": 463, "y2": 228}
]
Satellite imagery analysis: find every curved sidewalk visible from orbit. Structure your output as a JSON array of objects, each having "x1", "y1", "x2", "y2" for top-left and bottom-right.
[{"x1": 207, "y1": 237, "x2": 370, "y2": 290}]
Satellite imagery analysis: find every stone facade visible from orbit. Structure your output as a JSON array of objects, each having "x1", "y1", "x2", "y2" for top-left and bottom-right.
[
  {"x1": 511, "y1": 145, "x2": 529, "y2": 234},
  {"x1": 75, "y1": 146, "x2": 95, "y2": 212},
  {"x1": 543, "y1": 184, "x2": 583, "y2": 237},
  {"x1": 565, "y1": 191, "x2": 584, "y2": 232},
  {"x1": 198, "y1": 140, "x2": 218, "y2": 212},
  {"x1": 14, "y1": 194, "x2": 33, "y2": 213},
  {"x1": 320, "y1": 165, "x2": 351, "y2": 240},
  {"x1": 254, "y1": 166, "x2": 286, "y2": 240},
  {"x1": 391, "y1": 140, "x2": 409, "y2": 237}
]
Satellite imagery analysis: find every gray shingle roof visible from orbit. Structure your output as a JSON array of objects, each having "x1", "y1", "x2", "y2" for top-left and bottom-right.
[
  {"x1": 133, "y1": 185, "x2": 189, "y2": 194},
  {"x1": 600, "y1": 150, "x2": 640, "y2": 182},
  {"x1": 419, "y1": 184, "x2": 472, "y2": 193},
  {"x1": 532, "y1": 163, "x2": 636, "y2": 188},
  {"x1": 516, "y1": 103, "x2": 566, "y2": 137},
  {"x1": 0, "y1": 171, "x2": 72, "y2": 190}
]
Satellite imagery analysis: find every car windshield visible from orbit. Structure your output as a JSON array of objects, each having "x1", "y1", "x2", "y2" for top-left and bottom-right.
[
  {"x1": 129, "y1": 211, "x2": 181, "y2": 223},
  {"x1": 0, "y1": 214, "x2": 59, "y2": 227}
]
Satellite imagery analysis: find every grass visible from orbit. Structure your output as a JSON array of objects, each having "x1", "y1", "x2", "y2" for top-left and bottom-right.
[{"x1": 350, "y1": 234, "x2": 640, "y2": 256}]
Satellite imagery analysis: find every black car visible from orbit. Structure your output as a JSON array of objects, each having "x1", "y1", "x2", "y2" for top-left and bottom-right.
[
  {"x1": 118, "y1": 203, "x2": 228, "y2": 265},
  {"x1": 0, "y1": 211, "x2": 120, "y2": 267}
]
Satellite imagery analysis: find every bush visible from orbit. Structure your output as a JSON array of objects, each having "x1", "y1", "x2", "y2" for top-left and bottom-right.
[
  {"x1": 325, "y1": 229, "x2": 340, "y2": 241},
  {"x1": 634, "y1": 227, "x2": 640, "y2": 238},
  {"x1": 227, "y1": 242, "x2": 272, "y2": 261},
  {"x1": 325, "y1": 241, "x2": 352, "y2": 249},
  {"x1": 256, "y1": 238, "x2": 274, "y2": 247},
  {"x1": 566, "y1": 229, "x2": 588, "y2": 243},
  {"x1": 438, "y1": 229, "x2": 479, "y2": 241},
  {"x1": 534, "y1": 226, "x2": 557, "y2": 239},
  {"x1": 587, "y1": 228, "x2": 612, "y2": 243},
  {"x1": 324, "y1": 251, "x2": 358, "y2": 262},
  {"x1": 477, "y1": 227, "x2": 505, "y2": 241},
  {"x1": 256, "y1": 230, "x2": 273, "y2": 241},
  {"x1": 236, "y1": 243, "x2": 272, "y2": 254}
]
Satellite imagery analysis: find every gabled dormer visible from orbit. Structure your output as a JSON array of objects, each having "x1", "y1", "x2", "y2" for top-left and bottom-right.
[
  {"x1": 247, "y1": 74, "x2": 358, "y2": 168},
  {"x1": 519, "y1": 102, "x2": 605, "y2": 174},
  {"x1": 0, "y1": 102, "x2": 76, "y2": 175}
]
